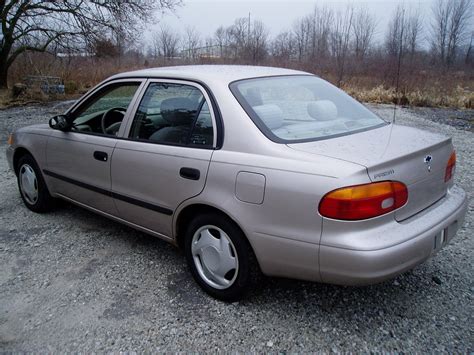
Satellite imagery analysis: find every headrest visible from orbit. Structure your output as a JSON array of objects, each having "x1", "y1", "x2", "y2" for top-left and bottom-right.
[
  {"x1": 252, "y1": 104, "x2": 284, "y2": 130},
  {"x1": 245, "y1": 87, "x2": 263, "y2": 106},
  {"x1": 307, "y1": 100, "x2": 338, "y2": 121},
  {"x1": 160, "y1": 97, "x2": 196, "y2": 125}
]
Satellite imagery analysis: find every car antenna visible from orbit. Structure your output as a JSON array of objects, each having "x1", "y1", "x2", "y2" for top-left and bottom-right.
[
  {"x1": 393, "y1": 7, "x2": 405, "y2": 126},
  {"x1": 392, "y1": 101, "x2": 397, "y2": 125}
]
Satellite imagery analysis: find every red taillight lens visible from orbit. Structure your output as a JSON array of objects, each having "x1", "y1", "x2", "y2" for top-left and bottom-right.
[
  {"x1": 445, "y1": 151, "x2": 456, "y2": 182},
  {"x1": 319, "y1": 181, "x2": 408, "y2": 220}
]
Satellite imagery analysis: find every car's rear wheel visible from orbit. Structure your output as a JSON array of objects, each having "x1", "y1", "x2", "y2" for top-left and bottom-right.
[
  {"x1": 184, "y1": 213, "x2": 259, "y2": 302},
  {"x1": 17, "y1": 154, "x2": 56, "y2": 213}
]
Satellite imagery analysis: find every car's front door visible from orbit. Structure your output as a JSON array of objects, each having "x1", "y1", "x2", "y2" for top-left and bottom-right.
[
  {"x1": 111, "y1": 80, "x2": 218, "y2": 238},
  {"x1": 44, "y1": 80, "x2": 145, "y2": 215}
]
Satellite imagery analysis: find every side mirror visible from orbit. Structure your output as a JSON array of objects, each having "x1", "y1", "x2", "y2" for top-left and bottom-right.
[{"x1": 49, "y1": 115, "x2": 70, "y2": 131}]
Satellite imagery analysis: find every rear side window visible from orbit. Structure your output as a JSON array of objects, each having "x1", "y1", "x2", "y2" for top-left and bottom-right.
[
  {"x1": 230, "y1": 75, "x2": 386, "y2": 143},
  {"x1": 129, "y1": 83, "x2": 214, "y2": 147}
]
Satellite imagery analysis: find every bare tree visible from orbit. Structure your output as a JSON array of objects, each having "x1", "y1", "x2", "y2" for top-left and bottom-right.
[
  {"x1": 183, "y1": 26, "x2": 201, "y2": 60},
  {"x1": 385, "y1": 5, "x2": 407, "y2": 91},
  {"x1": 431, "y1": 0, "x2": 450, "y2": 63},
  {"x1": 248, "y1": 20, "x2": 269, "y2": 63},
  {"x1": 0, "y1": 0, "x2": 181, "y2": 89},
  {"x1": 204, "y1": 36, "x2": 214, "y2": 49},
  {"x1": 228, "y1": 18, "x2": 248, "y2": 58},
  {"x1": 385, "y1": 5, "x2": 422, "y2": 59},
  {"x1": 405, "y1": 9, "x2": 423, "y2": 59},
  {"x1": 292, "y1": 16, "x2": 312, "y2": 62},
  {"x1": 271, "y1": 30, "x2": 295, "y2": 62},
  {"x1": 308, "y1": 5, "x2": 333, "y2": 65},
  {"x1": 386, "y1": 5, "x2": 406, "y2": 59},
  {"x1": 152, "y1": 25, "x2": 180, "y2": 59},
  {"x1": 214, "y1": 26, "x2": 227, "y2": 58},
  {"x1": 466, "y1": 32, "x2": 473, "y2": 63},
  {"x1": 431, "y1": 0, "x2": 473, "y2": 66},
  {"x1": 220, "y1": 17, "x2": 268, "y2": 62},
  {"x1": 93, "y1": 38, "x2": 119, "y2": 58},
  {"x1": 447, "y1": 0, "x2": 473, "y2": 65},
  {"x1": 330, "y1": 5, "x2": 355, "y2": 86},
  {"x1": 352, "y1": 7, "x2": 377, "y2": 60}
]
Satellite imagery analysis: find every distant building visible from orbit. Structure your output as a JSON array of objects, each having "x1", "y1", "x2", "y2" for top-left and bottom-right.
[
  {"x1": 56, "y1": 52, "x2": 91, "y2": 58},
  {"x1": 181, "y1": 45, "x2": 233, "y2": 59}
]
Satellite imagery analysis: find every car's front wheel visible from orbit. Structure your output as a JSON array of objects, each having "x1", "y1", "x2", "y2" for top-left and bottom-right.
[
  {"x1": 184, "y1": 213, "x2": 259, "y2": 302},
  {"x1": 17, "y1": 154, "x2": 56, "y2": 213}
]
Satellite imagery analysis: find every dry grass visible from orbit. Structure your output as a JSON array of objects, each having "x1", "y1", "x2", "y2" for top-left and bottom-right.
[
  {"x1": 345, "y1": 85, "x2": 474, "y2": 109},
  {"x1": 0, "y1": 89, "x2": 11, "y2": 109},
  {"x1": 3, "y1": 53, "x2": 473, "y2": 110},
  {"x1": 0, "y1": 87, "x2": 80, "y2": 109}
]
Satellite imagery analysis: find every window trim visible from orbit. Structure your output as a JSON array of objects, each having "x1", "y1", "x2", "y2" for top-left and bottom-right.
[
  {"x1": 186, "y1": 98, "x2": 208, "y2": 147},
  {"x1": 64, "y1": 78, "x2": 148, "y2": 139},
  {"x1": 122, "y1": 78, "x2": 219, "y2": 150}
]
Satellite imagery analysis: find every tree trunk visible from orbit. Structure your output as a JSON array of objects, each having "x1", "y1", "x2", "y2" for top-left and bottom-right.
[
  {"x1": 0, "y1": 65, "x2": 8, "y2": 90},
  {"x1": 0, "y1": 41, "x2": 13, "y2": 90}
]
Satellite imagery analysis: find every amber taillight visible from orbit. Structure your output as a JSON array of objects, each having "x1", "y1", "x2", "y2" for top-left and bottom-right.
[
  {"x1": 319, "y1": 181, "x2": 408, "y2": 220},
  {"x1": 445, "y1": 151, "x2": 456, "y2": 182}
]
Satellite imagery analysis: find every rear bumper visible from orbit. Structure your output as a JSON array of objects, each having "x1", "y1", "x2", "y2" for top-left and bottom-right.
[{"x1": 320, "y1": 185, "x2": 468, "y2": 285}]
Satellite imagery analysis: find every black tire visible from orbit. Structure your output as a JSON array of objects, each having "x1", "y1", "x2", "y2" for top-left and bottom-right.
[
  {"x1": 16, "y1": 154, "x2": 56, "y2": 213},
  {"x1": 184, "y1": 212, "x2": 260, "y2": 302}
]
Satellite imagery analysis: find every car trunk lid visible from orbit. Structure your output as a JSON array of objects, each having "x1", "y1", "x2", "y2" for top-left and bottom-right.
[{"x1": 288, "y1": 124, "x2": 453, "y2": 221}]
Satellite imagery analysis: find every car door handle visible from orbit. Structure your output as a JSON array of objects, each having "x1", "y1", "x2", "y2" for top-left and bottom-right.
[
  {"x1": 180, "y1": 167, "x2": 200, "y2": 180},
  {"x1": 93, "y1": 151, "x2": 108, "y2": 162}
]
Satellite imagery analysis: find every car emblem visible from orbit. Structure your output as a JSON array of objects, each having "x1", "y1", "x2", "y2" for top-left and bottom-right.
[{"x1": 424, "y1": 155, "x2": 433, "y2": 172}]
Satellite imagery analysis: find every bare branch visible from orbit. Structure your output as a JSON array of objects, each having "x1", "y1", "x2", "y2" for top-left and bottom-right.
[
  {"x1": 0, "y1": 0, "x2": 181, "y2": 88},
  {"x1": 352, "y1": 7, "x2": 376, "y2": 60},
  {"x1": 431, "y1": 0, "x2": 473, "y2": 66}
]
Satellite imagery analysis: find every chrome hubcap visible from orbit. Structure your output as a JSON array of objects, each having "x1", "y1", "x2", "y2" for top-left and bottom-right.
[
  {"x1": 19, "y1": 164, "x2": 38, "y2": 205},
  {"x1": 191, "y1": 225, "x2": 239, "y2": 290}
]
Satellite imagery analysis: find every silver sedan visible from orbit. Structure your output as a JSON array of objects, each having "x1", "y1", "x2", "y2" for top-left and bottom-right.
[{"x1": 6, "y1": 65, "x2": 467, "y2": 301}]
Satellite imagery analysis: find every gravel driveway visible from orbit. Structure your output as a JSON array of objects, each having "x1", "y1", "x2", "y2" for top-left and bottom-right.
[{"x1": 0, "y1": 102, "x2": 472, "y2": 352}]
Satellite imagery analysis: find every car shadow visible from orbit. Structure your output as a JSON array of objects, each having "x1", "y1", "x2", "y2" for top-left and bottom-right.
[{"x1": 52, "y1": 201, "x2": 444, "y2": 319}]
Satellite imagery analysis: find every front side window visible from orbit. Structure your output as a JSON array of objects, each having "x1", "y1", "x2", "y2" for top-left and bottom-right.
[
  {"x1": 129, "y1": 83, "x2": 214, "y2": 147},
  {"x1": 230, "y1": 75, "x2": 386, "y2": 143},
  {"x1": 71, "y1": 83, "x2": 140, "y2": 136}
]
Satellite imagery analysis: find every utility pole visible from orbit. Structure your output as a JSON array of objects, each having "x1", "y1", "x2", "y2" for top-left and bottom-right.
[
  {"x1": 247, "y1": 11, "x2": 251, "y2": 62},
  {"x1": 248, "y1": 12, "x2": 251, "y2": 44}
]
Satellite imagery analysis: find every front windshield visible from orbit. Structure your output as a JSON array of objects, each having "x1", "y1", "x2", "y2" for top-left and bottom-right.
[{"x1": 230, "y1": 75, "x2": 386, "y2": 143}]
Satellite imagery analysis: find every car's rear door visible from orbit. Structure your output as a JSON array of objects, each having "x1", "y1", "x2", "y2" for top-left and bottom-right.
[
  {"x1": 44, "y1": 79, "x2": 146, "y2": 215},
  {"x1": 110, "y1": 79, "x2": 218, "y2": 238}
]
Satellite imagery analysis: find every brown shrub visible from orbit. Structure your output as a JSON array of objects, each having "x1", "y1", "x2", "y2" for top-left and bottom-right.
[{"x1": 5, "y1": 52, "x2": 474, "y2": 109}]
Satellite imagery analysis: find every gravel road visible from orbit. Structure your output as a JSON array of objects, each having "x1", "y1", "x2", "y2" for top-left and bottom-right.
[{"x1": 0, "y1": 101, "x2": 472, "y2": 352}]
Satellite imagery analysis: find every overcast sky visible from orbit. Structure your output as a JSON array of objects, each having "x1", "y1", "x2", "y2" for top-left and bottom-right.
[{"x1": 146, "y1": 0, "x2": 439, "y2": 45}]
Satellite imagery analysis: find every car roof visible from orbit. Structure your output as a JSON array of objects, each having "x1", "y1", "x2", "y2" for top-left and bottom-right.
[{"x1": 109, "y1": 65, "x2": 311, "y2": 84}]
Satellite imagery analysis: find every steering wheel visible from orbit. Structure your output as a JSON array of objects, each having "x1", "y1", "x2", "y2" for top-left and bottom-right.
[{"x1": 101, "y1": 107, "x2": 127, "y2": 134}]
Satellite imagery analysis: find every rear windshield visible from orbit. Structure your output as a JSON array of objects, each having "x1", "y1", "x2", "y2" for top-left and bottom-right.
[{"x1": 230, "y1": 75, "x2": 386, "y2": 143}]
